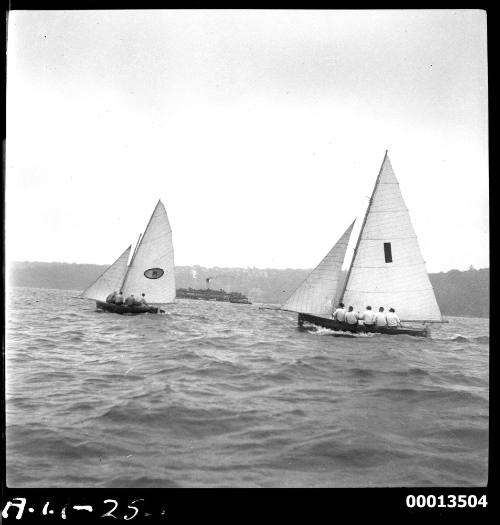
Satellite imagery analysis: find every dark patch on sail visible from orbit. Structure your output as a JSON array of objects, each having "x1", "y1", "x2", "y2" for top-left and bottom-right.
[
  {"x1": 144, "y1": 268, "x2": 164, "y2": 279},
  {"x1": 384, "y1": 242, "x2": 393, "y2": 263}
]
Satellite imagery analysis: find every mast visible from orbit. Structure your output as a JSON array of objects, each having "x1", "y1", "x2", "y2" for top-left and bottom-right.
[
  {"x1": 338, "y1": 150, "x2": 388, "y2": 305},
  {"x1": 131, "y1": 233, "x2": 143, "y2": 262},
  {"x1": 120, "y1": 233, "x2": 142, "y2": 292}
]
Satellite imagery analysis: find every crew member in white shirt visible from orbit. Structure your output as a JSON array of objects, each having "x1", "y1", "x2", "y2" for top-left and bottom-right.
[
  {"x1": 361, "y1": 305, "x2": 376, "y2": 326},
  {"x1": 375, "y1": 307, "x2": 388, "y2": 327},
  {"x1": 333, "y1": 303, "x2": 347, "y2": 322},
  {"x1": 345, "y1": 306, "x2": 359, "y2": 325},
  {"x1": 386, "y1": 308, "x2": 402, "y2": 327},
  {"x1": 106, "y1": 290, "x2": 117, "y2": 304}
]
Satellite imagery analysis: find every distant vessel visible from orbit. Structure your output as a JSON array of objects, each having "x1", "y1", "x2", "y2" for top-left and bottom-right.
[
  {"x1": 80, "y1": 200, "x2": 175, "y2": 314},
  {"x1": 281, "y1": 151, "x2": 444, "y2": 337},
  {"x1": 176, "y1": 288, "x2": 251, "y2": 304}
]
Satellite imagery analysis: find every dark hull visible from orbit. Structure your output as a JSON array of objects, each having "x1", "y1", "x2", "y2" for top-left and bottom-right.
[
  {"x1": 96, "y1": 300, "x2": 159, "y2": 315},
  {"x1": 176, "y1": 288, "x2": 251, "y2": 304},
  {"x1": 298, "y1": 313, "x2": 429, "y2": 337}
]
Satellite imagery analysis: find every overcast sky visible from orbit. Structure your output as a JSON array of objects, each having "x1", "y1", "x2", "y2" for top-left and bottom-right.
[{"x1": 6, "y1": 10, "x2": 488, "y2": 272}]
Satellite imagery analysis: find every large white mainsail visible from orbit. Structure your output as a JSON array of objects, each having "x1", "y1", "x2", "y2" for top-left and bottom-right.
[
  {"x1": 339, "y1": 152, "x2": 442, "y2": 322},
  {"x1": 80, "y1": 245, "x2": 131, "y2": 301},
  {"x1": 121, "y1": 200, "x2": 175, "y2": 304},
  {"x1": 282, "y1": 221, "x2": 355, "y2": 317}
]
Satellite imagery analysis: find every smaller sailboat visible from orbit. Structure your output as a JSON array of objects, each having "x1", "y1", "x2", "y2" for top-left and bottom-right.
[
  {"x1": 281, "y1": 152, "x2": 445, "y2": 337},
  {"x1": 80, "y1": 200, "x2": 175, "y2": 314}
]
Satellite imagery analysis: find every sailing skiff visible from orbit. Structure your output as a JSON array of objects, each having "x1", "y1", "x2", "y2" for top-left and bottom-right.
[
  {"x1": 281, "y1": 151, "x2": 444, "y2": 337},
  {"x1": 80, "y1": 200, "x2": 175, "y2": 314}
]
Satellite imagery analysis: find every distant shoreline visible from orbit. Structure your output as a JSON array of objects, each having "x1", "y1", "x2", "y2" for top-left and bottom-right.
[
  {"x1": 7, "y1": 262, "x2": 489, "y2": 319},
  {"x1": 7, "y1": 285, "x2": 490, "y2": 320}
]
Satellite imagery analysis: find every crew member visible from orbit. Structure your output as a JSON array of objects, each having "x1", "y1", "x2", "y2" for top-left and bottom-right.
[
  {"x1": 138, "y1": 293, "x2": 148, "y2": 305},
  {"x1": 125, "y1": 294, "x2": 137, "y2": 306},
  {"x1": 386, "y1": 308, "x2": 402, "y2": 327},
  {"x1": 115, "y1": 292, "x2": 124, "y2": 305},
  {"x1": 375, "y1": 307, "x2": 388, "y2": 327},
  {"x1": 345, "y1": 306, "x2": 359, "y2": 325},
  {"x1": 106, "y1": 291, "x2": 117, "y2": 304},
  {"x1": 361, "y1": 305, "x2": 376, "y2": 326},
  {"x1": 333, "y1": 303, "x2": 347, "y2": 322}
]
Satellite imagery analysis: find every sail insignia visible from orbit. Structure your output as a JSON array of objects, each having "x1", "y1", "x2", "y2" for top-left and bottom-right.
[{"x1": 144, "y1": 268, "x2": 165, "y2": 279}]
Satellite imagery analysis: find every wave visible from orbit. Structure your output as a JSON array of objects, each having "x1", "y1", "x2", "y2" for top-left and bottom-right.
[
  {"x1": 347, "y1": 367, "x2": 376, "y2": 379},
  {"x1": 106, "y1": 475, "x2": 181, "y2": 488},
  {"x1": 292, "y1": 438, "x2": 412, "y2": 468},
  {"x1": 307, "y1": 326, "x2": 375, "y2": 338},
  {"x1": 435, "y1": 334, "x2": 489, "y2": 344},
  {"x1": 356, "y1": 366, "x2": 430, "y2": 378},
  {"x1": 7, "y1": 426, "x2": 127, "y2": 459},
  {"x1": 370, "y1": 386, "x2": 487, "y2": 404},
  {"x1": 420, "y1": 426, "x2": 489, "y2": 450},
  {"x1": 96, "y1": 403, "x2": 258, "y2": 437}
]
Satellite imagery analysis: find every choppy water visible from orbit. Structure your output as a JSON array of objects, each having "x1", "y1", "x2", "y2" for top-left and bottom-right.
[{"x1": 5, "y1": 287, "x2": 489, "y2": 487}]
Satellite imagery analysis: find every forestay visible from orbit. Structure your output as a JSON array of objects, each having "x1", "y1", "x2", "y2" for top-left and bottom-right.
[
  {"x1": 80, "y1": 246, "x2": 131, "y2": 301},
  {"x1": 340, "y1": 153, "x2": 442, "y2": 322},
  {"x1": 121, "y1": 200, "x2": 175, "y2": 304},
  {"x1": 282, "y1": 221, "x2": 354, "y2": 317}
]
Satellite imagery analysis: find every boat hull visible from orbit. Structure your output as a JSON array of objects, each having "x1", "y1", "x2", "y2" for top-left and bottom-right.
[
  {"x1": 298, "y1": 313, "x2": 429, "y2": 337},
  {"x1": 96, "y1": 300, "x2": 159, "y2": 315},
  {"x1": 176, "y1": 288, "x2": 251, "y2": 304}
]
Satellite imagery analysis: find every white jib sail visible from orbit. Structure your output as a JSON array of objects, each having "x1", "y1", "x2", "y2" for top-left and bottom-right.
[
  {"x1": 121, "y1": 200, "x2": 175, "y2": 304},
  {"x1": 80, "y1": 245, "x2": 131, "y2": 301},
  {"x1": 282, "y1": 221, "x2": 355, "y2": 317},
  {"x1": 341, "y1": 154, "x2": 442, "y2": 322}
]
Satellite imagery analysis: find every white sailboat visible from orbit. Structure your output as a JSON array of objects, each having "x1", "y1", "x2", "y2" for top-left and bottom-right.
[
  {"x1": 281, "y1": 151, "x2": 444, "y2": 336},
  {"x1": 80, "y1": 199, "x2": 175, "y2": 314}
]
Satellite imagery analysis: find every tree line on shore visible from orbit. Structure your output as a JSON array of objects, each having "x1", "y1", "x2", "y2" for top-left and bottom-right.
[{"x1": 8, "y1": 261, "x2": 489, "y2": 318}]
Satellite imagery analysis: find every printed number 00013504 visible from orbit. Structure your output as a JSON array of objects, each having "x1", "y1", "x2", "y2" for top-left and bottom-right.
[{"x1": 406, "y1": 495, "x2": 487, "y2": 508}]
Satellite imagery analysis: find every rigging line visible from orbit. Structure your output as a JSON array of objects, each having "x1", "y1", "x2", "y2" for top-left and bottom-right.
[
  {"x1": 344, "y1": 289, "x2": 437, "y2": 293},
  {"x1": 356, "y1": 237, "x2": 418, "y2": 241},
  {"x1": 361, "y1": 209, "x2": 409, "y2": 213},
  {"x1": 349, "y1": 263, "x2": 425, "y2": 268},
  {"x1": 401, "y1": 319, "x2": 447, "y2": 323}
]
